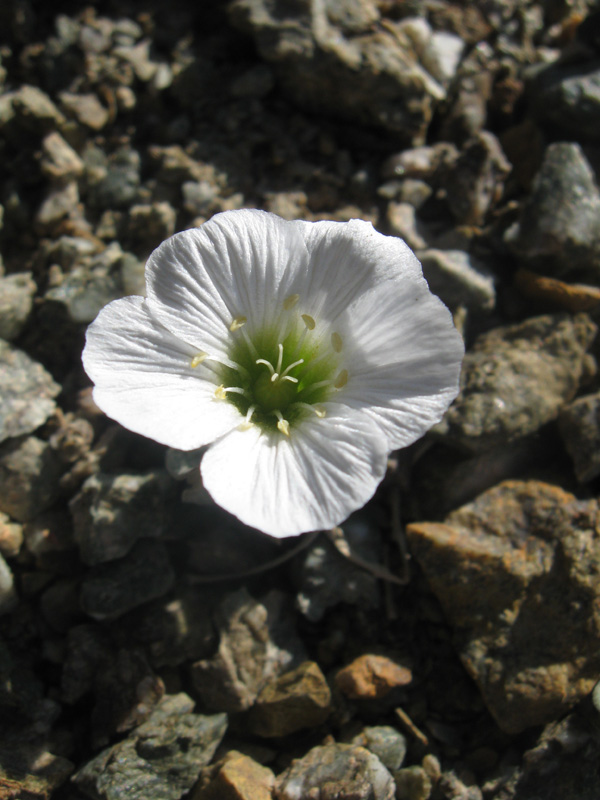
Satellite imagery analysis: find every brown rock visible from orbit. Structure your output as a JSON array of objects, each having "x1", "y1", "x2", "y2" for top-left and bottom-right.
[
  {"x1": 515, "y1": 269, "x2": 600, "y2": 312},
  {"x1": 335, "y1": 655, "x2": 412, "y2": 700},
  {"x1": 248, "y1": 661, "x2": 331, "y2": 738},
  {"x1": 192, "y1": 751, "x2": 275, "y2": 800},
  {"x1": 407, "y1": 480, "x2": 600, "y2": 733}
]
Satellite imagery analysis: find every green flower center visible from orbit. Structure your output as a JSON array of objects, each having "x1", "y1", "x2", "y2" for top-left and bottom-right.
[{"x1": 191, "y1": 297, "x2": 349, "y2": 436}]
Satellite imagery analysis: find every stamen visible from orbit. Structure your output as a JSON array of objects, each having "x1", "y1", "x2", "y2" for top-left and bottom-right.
[
  {"x1": 275, "y1": 343, "x2": 284, "y2": 375},
  {"x1": 334, "y1": 369, "x2": 349, "y2": 389},
  {"x1": 280, "y1": 375, "x2": 299, "y2": 384},
  {"x1": 256, "y1": 358, "x2": 275, "y2": 377},
  {"x1": 331, "y1": 332, "x2": 343, "y2": 353},
  {"x1": 229, "y1": 316, "x2": 247, "y2": 332},
  {"x1": 191, "y1": 352, "x2": 208, "y2": 368},
  {"x1": 292, "y1": 402, "x2": 326, "y2": 418},
  {"x1": 273, "y1": 410, "x2": 290, "y2": 437},
  {"x1": 302, "y1": 314, "x2": 316, "y2": 330},
  {"x1": 279, "y1": 358, "x2": 304, "y2": 379},
  {"x1": 238, "y1": 405, "x2": 256, "y2": 431},
  {"x1": 283, "y1": 294, "x2": 300, "y2": 310},
  {"x1": 215, "y1": 385, "x2": 246, "y2": 400}
]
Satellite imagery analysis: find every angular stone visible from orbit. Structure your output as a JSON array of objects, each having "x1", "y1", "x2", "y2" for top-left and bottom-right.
[
  {"x1": 79, "y1": 540, "x2": 175, "y2": 620},
  {"x1": 276, "y1": 743, "x2": 395, "y2": 800},
  {"x1": 73, "y1": 693, "x2": 228, "y2": 800},
  {"x1": 0, "y1": 552, "x2": 17, "y2": 615},
  {"x1": 418, "y1": 249, "x2": 495, "y2": 312},
  {"x1": 228, "y1": 0, "x2": 444, "y2": 143},
  {"x1": 191, "y1": 588, "x2": 306, "y2": 713},
  {"x1": 59, "y1": 91, "x2": 109, "y2": 130},
  {"x1": 10, "y1": 85, "x2": 66, "y2": 131},
  {"x1": 506, "y1": 143, "x2": 600, "y2": 282},
  {"x1": 248, "y1": 661, "x2": 331, "y2": 737},
  {"x1": 41, "y1": 131, "x2": 84, "y2": 181},
  {"x1": 406, "y1": 480, "x2": 600, "y2": 733},
  {"x1": 0, "y1": 512, "x2": 23, "y2": 558},
  {"x1": 350, "y1": 726, "x2": 407, "y2": 772},
  {"x1": 442, "y1": 313, "x2": 596, "y2": 453},
  {"x1": 0, "y1": 272, "x2": 36, "y2": 340},
  {"x1": 192, "y1": 751, "x2": 275, "y2": 800},
  {"x1": 559, "y1": 391, "x2": 600, "y2": 482},
  {"x1": 0, "y1": 437, "x2": 62, "y2": 522},
  {"x1": 533, "y1": 59, "x2": 600, "y2": 141},
  {"x1": 70, "y1": 471, "x2": 172, "y2": 565},
  {"x1": 0, "y1": 341, "x2": 60, "y2": 443},
  {"x1": 335, "y1": 654, "x2": 412, "y2": 700}
]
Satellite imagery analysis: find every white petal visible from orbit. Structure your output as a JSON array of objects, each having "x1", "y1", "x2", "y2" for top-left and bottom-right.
[
  {"x1": 295, "y1": 218, "x2": 425, "y2": 322},
  {"x1": 144, "y1": 209, "x2": 311, "y2": 356},
  {"x1": 201, "y1": 408, "x2": 389, "y2": 538},
  {"x1": 339, "y1": 290, "x2": 463, "y2": 448},
  {"x1": 83, "y1": 296, "x2": 241, "y2": 450},
  {"x1": 291, "y1": 219, "x2": 464, "y2": 449}
]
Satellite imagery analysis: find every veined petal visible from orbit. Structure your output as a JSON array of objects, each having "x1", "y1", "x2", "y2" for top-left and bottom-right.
[
  {"x1": 294, "y1": 218, "x2": 424, "y2": 322},
  {"x1": 201, "y1": 408, "x2": 389, "y2": 537},
  {"x1": 83, "y1": 296, "x2": 241, "y2": 450},
  {"x1": 145, "y1": 209, "x2": 311, "y2": 355},
  {"x1": 337, "y1": 272, "x2": 464, "y2": 449}
]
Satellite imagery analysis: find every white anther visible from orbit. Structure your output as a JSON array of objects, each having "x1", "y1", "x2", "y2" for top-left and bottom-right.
[
  {"x1": 275, "y1": 343, "x2": 284, "y2": 375},
  {"x1": 229, "y1": 316, "x2": 247, "y2": 332},
  {"x1": 283, "y1": 294, "x2": 300, "y2": 310},
  {"x1": 331, "y1": 332, "x2": 343, "y2": 353},
  {"x1": 273, "y1": 410, "x2": 290, "y2": 437},
  {"x1": 301, "y1": 314, "x2": 316, "y2": 330},
  {"x1": 191, "y1": 352, "x2": 208, "y2": 368}
]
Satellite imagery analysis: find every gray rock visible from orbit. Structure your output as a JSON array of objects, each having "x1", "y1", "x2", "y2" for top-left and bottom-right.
[
  {"x1": 486, "y1": 712, "x2": 600, "y2": 800},
  {"x1": 418, "y1": 249, "x2": 495, "y2": 312},
  {"x1": 559, "y1": 391, "x2": 600, "y2": 482},
  {"x1": 0, "y1": 437, "x2": 62, "y2": 522},
  {"x1": 113, "y1": 40, "x2": 158, "y2": 82},
  {"x1": 0, "y1": 272, "x2": 36, "y2": 340},
  {"x1": 324, "y1": 0, "x2": 380, "y2": 34},
  {"x1": 533, "y1": 59, "x2": 600, "y2": 141},
  {"x1": 350, "y1": 726, "x2": 408, "y2": 772},
  {"x1": 441, "y1": 313, "x2": 596, "y2": 453},
  {"x1": 387, "y1": 202, "x2": 429, "y2": 250},
  {"x1": 70, "y1": 471, "x2": 172, "y2": 565},
  {"x1": 295, "y1": 519, "x2": 381, "y2": 621},
  {"x1": 73, "y1": 693, "x2": 227, "y2": 800},
  {"x1": 191, "y1": 587, "x2": 306, "y2": 713},
  {"x1": 276, "y1": 743, "x2": 395, "y2": 800},
  {"x1": 505, "y1": 142, "x2": 600, "y2": 281},
  {"x1": 89, "y1": 147, "x2": 141, "y2": 209},
  {"x1": 0, "y1": 512, "x2": 23, "y2": 558},
  {"x1": 421, "y1": 32, "x2": 464, "y2": 85},
  {"x1": 79, "y1": 540, "x2": 175, "y2": 620},
  {"x1": 228, "y1": 0, "x2": 444, "y2": 143},
  {"x1": 45, "y1": 241, "x2": 129, "y2": 323},
  {"x1": 35, "y1": 180, "x2": 79, "y2": 228},
  {"x1": 407, "y1": 480, "x2": 600, "y2": 733}
]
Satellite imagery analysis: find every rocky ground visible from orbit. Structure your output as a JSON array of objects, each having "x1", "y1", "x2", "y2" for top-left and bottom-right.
[{"x1": 2, "y1": 0, "x2": 600, "y2": 797}]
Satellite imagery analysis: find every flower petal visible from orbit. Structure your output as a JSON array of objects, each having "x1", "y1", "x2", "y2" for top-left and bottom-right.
[
  {"x1": 201, "y1": 408, "x2": 389, "y2": 537},
  {"x1": 83, "y1": 296, "x2": 241, "y2": 450},
  {"x1": 337, "y1": 267, "x2": 464, "y2": 449},
  {"x1": 144, "y1": 209, "x2": 311, "y2": 356},
  {"x1": 295, "y1": 218, "x2": 425, "y2": 322}
]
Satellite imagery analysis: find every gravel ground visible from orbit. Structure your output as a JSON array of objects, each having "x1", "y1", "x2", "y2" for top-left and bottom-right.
[{"x1": 2, "y1": 1, "x2": 600, "y2": 798}]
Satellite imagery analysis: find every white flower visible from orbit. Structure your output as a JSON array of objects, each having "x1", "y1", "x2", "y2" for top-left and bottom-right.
[{"x1": 83, "y1": 210, "x2": 464, "y2": 538}]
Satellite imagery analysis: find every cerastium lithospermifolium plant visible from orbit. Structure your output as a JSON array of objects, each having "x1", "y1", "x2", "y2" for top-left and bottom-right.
[{"x1": 82, "y1": 210, "x2": 464, "y2": 537}]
